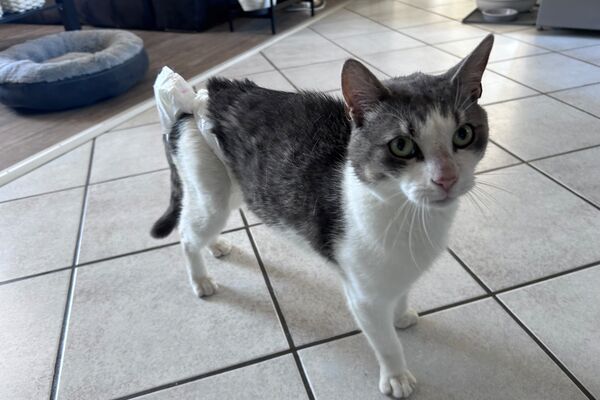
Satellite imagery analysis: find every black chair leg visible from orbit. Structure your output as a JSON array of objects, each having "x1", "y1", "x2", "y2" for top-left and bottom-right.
[
  {"x1": 269, "y1": 0, "x2": 276, "y2": 34},
  {"x1": 56, "y1": 0, "x2": 81, "y2": 31},
  {"x1": 310, "y1": 0, "x2": 315, "y2": 16}
]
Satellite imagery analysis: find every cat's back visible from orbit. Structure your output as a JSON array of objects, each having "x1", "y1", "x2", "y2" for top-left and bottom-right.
[{"x1": 206, "y1": 77, "x2": 352, "y2": 260}]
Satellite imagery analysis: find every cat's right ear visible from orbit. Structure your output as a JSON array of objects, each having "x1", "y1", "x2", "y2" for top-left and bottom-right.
[{"x1": 341, "y1": 59, "x2": 389, "y2": 126}]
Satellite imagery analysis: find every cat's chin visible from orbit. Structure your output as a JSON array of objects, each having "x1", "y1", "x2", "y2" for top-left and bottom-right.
[{"x1": 427, "y1": 197, "x2": 457, "y2": 208}]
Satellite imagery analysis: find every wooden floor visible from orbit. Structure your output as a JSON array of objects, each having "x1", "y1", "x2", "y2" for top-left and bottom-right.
[{"x1": 0, "y1": 2, "x2": 342, "y2": 171}]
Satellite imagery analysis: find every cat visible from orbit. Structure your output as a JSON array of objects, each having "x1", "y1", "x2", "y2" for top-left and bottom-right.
[{"x1": 151, "y1": 34, "x2": 494, "y2": 398}]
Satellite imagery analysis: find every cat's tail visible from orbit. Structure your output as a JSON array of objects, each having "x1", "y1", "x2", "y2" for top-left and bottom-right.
[{"x1": 150, "y1": 116, "x2": 188, "y2": 239}]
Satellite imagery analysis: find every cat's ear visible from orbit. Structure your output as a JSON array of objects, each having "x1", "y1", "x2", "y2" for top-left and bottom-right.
[
  {"x1": 341, "y1": 59, "x2": 389, "y2": 126},
  {"x1": 447, "y1": 34, "x2": 494, "y2": 101}
]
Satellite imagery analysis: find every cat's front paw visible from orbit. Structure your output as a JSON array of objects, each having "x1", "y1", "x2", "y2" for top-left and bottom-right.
[
  {"x1": 394, "y1": 309, "x2": 419, "y2": 329},
  {"x1": 192, "y1": 276, "x2": 218, "y2": 297},
  {"x1": 208, "y1": 238, "x2": 232, "y2": 258},
  {"x1": 379, "y1": 370, "x2": 417, "y2": 398}
]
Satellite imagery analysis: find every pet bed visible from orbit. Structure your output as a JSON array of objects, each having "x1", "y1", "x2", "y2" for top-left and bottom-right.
[{"x1": 0, "y1": 30, "x2": 148, "y2": 110}]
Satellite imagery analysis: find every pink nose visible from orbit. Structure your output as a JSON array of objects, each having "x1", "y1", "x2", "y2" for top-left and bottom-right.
[{"x1": 432, "y1": 175, "x2": 457, "y2": 191}]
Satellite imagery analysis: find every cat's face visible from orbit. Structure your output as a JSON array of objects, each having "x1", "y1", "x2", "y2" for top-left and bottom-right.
[{"x1": 342, "y1": 35, "x2": 494, "y2": 208}]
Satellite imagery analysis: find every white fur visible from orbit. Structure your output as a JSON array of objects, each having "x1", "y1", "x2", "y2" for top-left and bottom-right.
[
  {"x1": 173, "y1": 118, "x2": 242, "y2": 297},
  {"x1": 172, "y1": 109, "x2": 480, "y2": 398}
]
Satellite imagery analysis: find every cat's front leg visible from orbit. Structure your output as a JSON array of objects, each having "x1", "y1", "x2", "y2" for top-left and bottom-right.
[{"x1": 344, "y1": 284, "x2": 417, "y2": 398}]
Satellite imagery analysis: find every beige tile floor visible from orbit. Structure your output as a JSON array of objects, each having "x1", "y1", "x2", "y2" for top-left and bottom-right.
[{"x1": 2, "y1": 0, "x2": 600, "y2": 399}]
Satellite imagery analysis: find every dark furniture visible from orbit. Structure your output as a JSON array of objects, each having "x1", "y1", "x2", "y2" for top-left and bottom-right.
[
  {"x1": 228, "y1": 0, "x2": 315, "y2": 34},
  {"x1": 0, "y1": 0, "x2": 80, "y2": 30}
]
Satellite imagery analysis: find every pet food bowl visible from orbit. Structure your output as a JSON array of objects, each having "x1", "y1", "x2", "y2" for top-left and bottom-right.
[{"x1": 481, "y1": 8, "x2": 518, "y2": 22}]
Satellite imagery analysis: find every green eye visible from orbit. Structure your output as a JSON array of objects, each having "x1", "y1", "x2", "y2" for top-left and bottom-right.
[
  {"x1": 389, "y1": 137, "x2": 417, "y2": 159},
  {"x1": 453, "y1": 124, "x2": 475, "y2": 149}
]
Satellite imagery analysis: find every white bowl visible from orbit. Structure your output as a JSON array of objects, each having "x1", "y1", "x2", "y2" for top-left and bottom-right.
[
  {"x1": 482, "y1": 8, "x2": 519, "y2": 22},
  {"x1": 476, "y1": 0, "x2": 535, "y2": 12}
]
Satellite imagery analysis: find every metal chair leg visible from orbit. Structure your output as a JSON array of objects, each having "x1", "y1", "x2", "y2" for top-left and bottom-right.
[
  {"x1": 269, "y1": 0, "x2": 276, "y2": 34},
  {"x1": 310, "y1": 0, "x2": 315, "y2": 16},
  {"x1": 56, "y1": 0, "x2": 81, "y2": 31}
]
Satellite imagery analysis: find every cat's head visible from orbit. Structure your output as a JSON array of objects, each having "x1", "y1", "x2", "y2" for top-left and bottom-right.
[{"x1": 341, "y1": 34, "x2": 494, "y2": 208}]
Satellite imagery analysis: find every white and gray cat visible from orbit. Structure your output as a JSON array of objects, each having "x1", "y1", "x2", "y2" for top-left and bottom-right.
[{"x1": 151, "y1": 34, "x2": 494, "y2": 398}]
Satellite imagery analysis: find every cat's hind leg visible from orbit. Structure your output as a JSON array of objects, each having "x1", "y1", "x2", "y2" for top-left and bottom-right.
[
  {"x1": 394, "y1": 294, "x2": 419, "y2": 330},
  {"x1": 175, "y1": 117, "x2": 236, "y2": 297}
]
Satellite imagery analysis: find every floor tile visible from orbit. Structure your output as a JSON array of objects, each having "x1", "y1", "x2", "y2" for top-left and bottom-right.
[
  {"x1": 281, "y1": 59, "x2": 388, "y2": 92},
  {"x1": 479, "y1": 70, "x2": 537, "y2": 105},
  {"x1": 475, "y1": 142, "x2": 520, "y2": 173},
  {"x1": 360, "y1": 46, "x2": 460, "y2": 76},
  {"x1": 425, "y1": 0, "x2": 477, "y2": 20},
  {"x1": 139, "y1": 356, "x2": 306, "y2": 400},
  {"x1": 311, "y1": 12, "x2": 390, "y2": 39},
  {"x1": 262, "y1": 29, "x2": 351, "y2": 69},
  {"x1": 485, "y1": 95, "x2": 600, "y2": 160},
  {"x1": 219, "y1": 53, "x2": 274, "y2": 78},
  {"x1": 402, "y1": 0, "x2": 473, "y2": 7},
  {"x1": 58, "y1": 232, "x2": 288, "y2": 399},
  {"x1": 532, "y1": 146, "x2": 600, "y2": 207},
  {"x1": 250, "y1": 226, "x2": 484, "y2": 345},
  {"x1": 471, "y1": 24, "x2": 532, "y2": 34},
  {"x1": 241, "y1": 70, "x2": 296, "y2": 91},
  {"x1": 562, "y1": 44, "x2": 600, "y2": 66},
  {"x1": 490, "y1": 53, "x2": 600, "y2": 92},
  {"x1": 550, "y1": 83, "x2": 600, "y2": 117},
  {"x1": 0, "y1": 142, "x2": 90, "y2": 202},
  {"x1": 501, "y1": 266, "x2": 600, "y2": 398},
  {"x1": 91, "y1": 124, "x2": 167, "y2": 183},
  {"x1": 0, "y1": 188, "x2": 83, "y2": 281},
  {"x1": 300, "y1": 299, "x2": 585, "y2": 400},
  {"x1": 408, "y1": 251, "x2": 485, "y2": 311},
  {"x1": 0, "y1": 271, "x2": 69, "y2": 400},
  {"x1": 507, "y1": 28, "x2": 600, "y2": 51},
  {"x1": 346, "y1": 0, "x2": 415, "y2": 18},
  {"x1": 437, "y1": 35, "x2": 548, "y2": 63},
  {"x1": 80, "y1": 170, "x2": 244, "y2": 263},
  {"x1": 400, "y1": 21, "x2": 487, "y2": 44},
  {"x1": 332, "y1": 30, "x2": 422, "y2": 56},
  {"x1": 372, "y1": 8, "x2": 450, "y2": 29},
  {"x1": 112, "y1": 107, "x2": 161, "y2": 131},
  {"x1": 450, "y1": 164, "x2": 600, "y2": 289}
]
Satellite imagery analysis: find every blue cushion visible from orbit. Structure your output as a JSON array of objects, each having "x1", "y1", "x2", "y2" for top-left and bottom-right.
[{"x1": 0, "y1": 30, "x2": 149, "y2": 110}]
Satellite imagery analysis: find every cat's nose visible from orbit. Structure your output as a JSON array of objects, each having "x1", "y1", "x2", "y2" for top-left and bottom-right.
[{"x1": 432, "y1": 175, "x2": 457, "y2": 191}]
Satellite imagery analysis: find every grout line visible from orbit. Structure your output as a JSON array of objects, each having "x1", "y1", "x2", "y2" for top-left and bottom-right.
[
  {"x1": 447, "y1": 248, "x2": 598, "y2": 400},
  {"x1": 295, "y1": 330, "x2": 362, "y2": 351},
  {"x1": 112, "y1": 350, "x2": 293, "y2": 400},
  {"x1": 526, "y1": 143, "x2": 600, "y2": 164},
  {"x1": 546, "y1": 80, "x2": 600, "y2": 95},
  {"x1": 88, "y1": 167, "x2": 171, "y2": 187},
  {"x1": 0, "y1": 226, "x2": 249, "y2": 289},
  {"x1": 259, "y1": 51, "x2": 301, "y2": 91},
  {"x1": 494, "y1": 260, "x2": 600, "y2": 296},
  {"x1": 241, "y1": 212, "x2": 315, "y2": 400},
  {"x1": 49, "y1": 139, "x2": 96, "y2": 400},
  {"x1": 486, "y1": 139, "x2": 600, "y2": 211},
  {"x1": 0, "y1": 184, "x2": 86, "y2": 205},
  {"x1": 0, "y1": 167, "x2": 170, "y2": 206},
  {"x1": 0, "y1": 265, "x2": 73, "y2": 288}
]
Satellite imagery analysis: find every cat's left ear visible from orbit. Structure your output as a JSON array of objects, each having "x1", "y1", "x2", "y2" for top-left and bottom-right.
[
  {"x1": 447, "y1": 34, "x2": 494, "y2": 101},
  {"x1": 341, "y1": 59, "x2": 389, "y2": 126}
]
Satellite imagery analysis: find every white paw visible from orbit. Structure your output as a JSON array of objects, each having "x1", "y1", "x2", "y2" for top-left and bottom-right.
[
  {"x1": 192, "y1": 276, "x2": 218, "y2": 297},
  {"x1": 379, "y1": 370, "x2": 417, "y2": 398},
  {"x1": 208, "y1": 238, "x2": 232, "y2": 258},
  {"x1": 394, "y1": 309, "x2": 419, "y2": 329}
]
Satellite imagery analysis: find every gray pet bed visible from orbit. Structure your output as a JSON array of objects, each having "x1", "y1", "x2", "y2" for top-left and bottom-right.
[{"x1": 0, "y1": 30, "x2": 149, "y2": 111}]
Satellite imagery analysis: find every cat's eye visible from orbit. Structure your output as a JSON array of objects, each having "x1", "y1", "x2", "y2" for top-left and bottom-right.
[
  {"x1": 389, "y1": 137, "x2": 417, "y2": 159},
  {"x1": 453, "y1": 124, "x2": 475, "y2": 149}
]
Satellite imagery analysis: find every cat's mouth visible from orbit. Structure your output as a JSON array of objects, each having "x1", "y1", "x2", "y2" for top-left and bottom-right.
[{"x1": 429, "y1": 196, "x2": 456, "y2": 208}]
